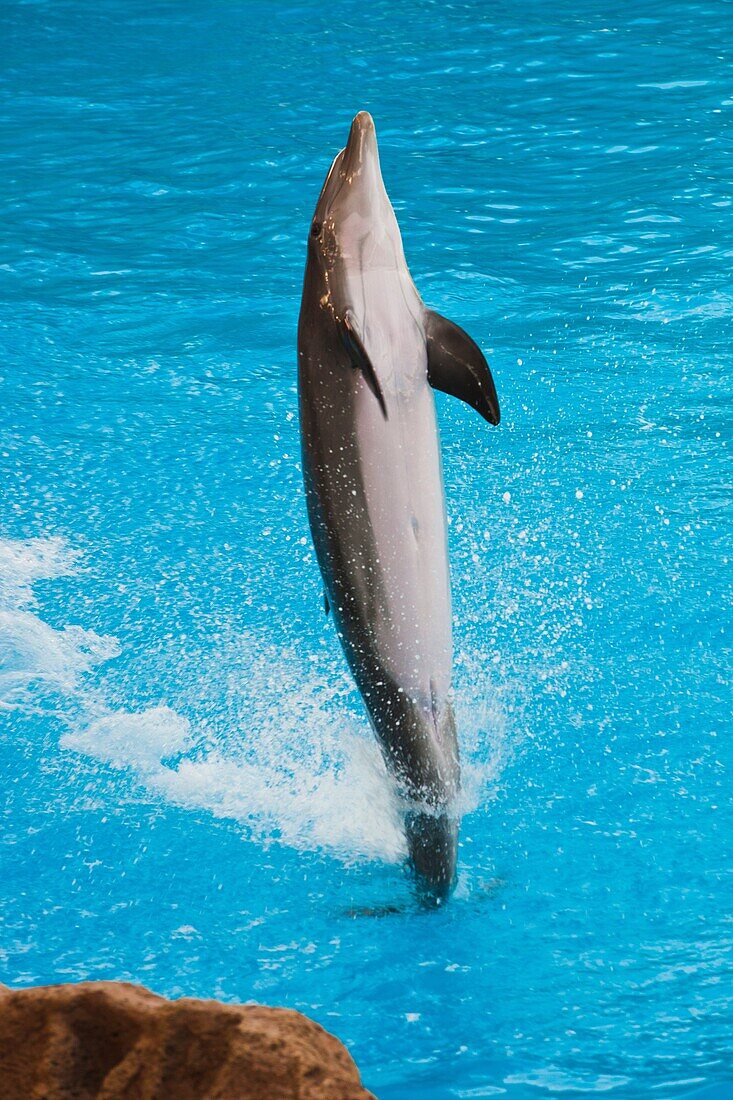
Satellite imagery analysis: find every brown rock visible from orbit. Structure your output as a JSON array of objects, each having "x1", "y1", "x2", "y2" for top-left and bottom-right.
[{"x1": 0, "y1": 981, "x2": 375, "y2": 1100}]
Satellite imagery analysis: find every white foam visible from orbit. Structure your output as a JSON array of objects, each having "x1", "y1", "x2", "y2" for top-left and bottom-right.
[
  {"x1": 2, "y1": 535, "x2": 505, "y2": 867},
  {"x1": 0, "y1": 537, "x2": 118, "y2": 711},
  {"x1": 155, "y1": 725, "x2": 406, "y2": 862},
  {"x1": 0, "y1": 610, "x2": 119, "y2": 707},
  {"x1": 0, "y1": 536, "x2": 79, "y2": 609},
  {"x1": 63, "y1": 665, "x2": 407, "y2": 863},
  {"x1": 62, "y1": 705, "x2": 191, "y2": 773}
]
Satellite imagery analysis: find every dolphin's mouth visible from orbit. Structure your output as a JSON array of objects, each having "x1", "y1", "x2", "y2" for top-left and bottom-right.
[
  {"x1": 314, "y1": 112, "x2": 383, "y2": 234},
  {"x1": 341, "y1": 111, "x2": 378, "y2": 178}
]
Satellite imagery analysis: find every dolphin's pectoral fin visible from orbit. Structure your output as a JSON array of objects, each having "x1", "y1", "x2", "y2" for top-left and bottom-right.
[
  {"x1": 324, "y1": 588, "x2": 330, "y2": 617},
  {"x1": 338, "y1": 310, "x2": 388, "y2": 418},
  {"x1": 425, "y1": 310, "x2": 500, "y2": 426}
]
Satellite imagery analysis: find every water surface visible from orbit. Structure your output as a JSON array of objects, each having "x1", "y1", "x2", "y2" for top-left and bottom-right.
[{"x1": 1, "y1": 2, "x2": 731, "y2": 1097}]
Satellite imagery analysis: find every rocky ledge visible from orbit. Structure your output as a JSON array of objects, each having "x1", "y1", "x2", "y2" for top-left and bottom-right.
[{"x1": 0, "y1": 980, "x2": 375, "y2": 1099}]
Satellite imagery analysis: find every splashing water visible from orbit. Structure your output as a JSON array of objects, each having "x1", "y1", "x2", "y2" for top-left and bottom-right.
[{"x1": 2, "y1": 538, "x2": 500, "y2": 866}]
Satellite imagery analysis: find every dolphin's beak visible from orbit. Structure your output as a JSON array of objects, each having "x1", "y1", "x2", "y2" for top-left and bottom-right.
[{"x1": 342, "y1": 111, "x2": 380, "y2": 180}]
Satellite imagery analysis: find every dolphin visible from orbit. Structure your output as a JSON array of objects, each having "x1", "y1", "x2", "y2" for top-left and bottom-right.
[{"x1": 298, "y1": 112, "x2": 499, "y2": 903}]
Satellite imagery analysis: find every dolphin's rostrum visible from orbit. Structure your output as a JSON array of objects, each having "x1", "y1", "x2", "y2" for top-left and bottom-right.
[{"x1": 298, "y1": 112, "x2": 499, "y2": 903}]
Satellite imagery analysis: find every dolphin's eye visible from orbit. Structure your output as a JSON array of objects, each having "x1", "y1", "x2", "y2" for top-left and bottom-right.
[{"x1": 311, "y1": 221, "x2": 322, "y2": 239}]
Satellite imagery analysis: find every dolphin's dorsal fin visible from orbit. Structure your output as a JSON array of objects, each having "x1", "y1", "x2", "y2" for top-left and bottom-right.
[
  {"x1": 324, "y1": 588, "x2": 330, "y2": 616},
  {"x1": 338, "y1": 310, "x2": 388, "y2": 418},
  {"x1": 425, "y1": 310, "x2": 500, "y2": 425}
]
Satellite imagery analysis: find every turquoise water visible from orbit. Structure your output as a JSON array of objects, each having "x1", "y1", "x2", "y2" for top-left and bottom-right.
[{"x1": 1, "y1": 2, "x2": 731, "y2": 1096}]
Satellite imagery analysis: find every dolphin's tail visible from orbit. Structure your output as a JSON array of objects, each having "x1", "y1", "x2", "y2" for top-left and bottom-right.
[
  {"x1": 404, "y1": 696, "x2": 460, "y2": 905},
  {"x1": 365, "y1": 678, "x2": 461, "y2": 904},
  {"x1": 405, "y1": 807, "x2": 458, "y2": 906}
]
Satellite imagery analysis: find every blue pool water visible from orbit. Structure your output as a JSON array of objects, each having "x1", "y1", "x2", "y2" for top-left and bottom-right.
[{"x1": 1, "y1": 2, "x2": 731, "y2": 1096}]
